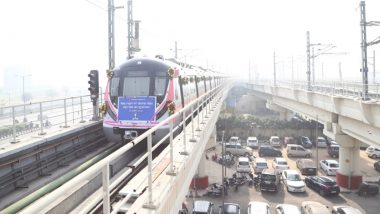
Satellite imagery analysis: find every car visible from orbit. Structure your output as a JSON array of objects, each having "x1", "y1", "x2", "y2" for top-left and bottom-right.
[
  {"x1": 358, "y1": 182, "x2": 379, "y2": 196},
  {"x1": 229, "y1": 136, "x2": 240, "y2": 144},
  {"x1": 218, "y1": 203, "x2": 240, "y2": 214},
  {"x1": 327, "y1": 143, "x2": 339, "y2": 158},
  {"x1": 258, "y1": 145, "x2": 282, "y2": 157},
  {"x1": 297, "y1": 136, "x2": 312, "y2": 148},
  {"x1": 366, "y1": 145, "x2": 376, "y2": 155},
  {"x1": 316, "y1": 137, "x2": 327, "y2": 147},
  {"x1": 247, "y1": 136, "x2": 259, "y2": 149},
  {"x1": 304, "y1": 176, "x2": 340, "y2": 196},
  {"x1": 192, "y1": 200, "x2": 213, "y2": 214},
  {"x1": 270, "y1": 136, "x2": 281, "y2": 147},
  {"x1": 259, "y1": 168, "x2": 279, "y2": 192},
  {"x1": 367, "y1": 147, "x2": 380, "y2": 158},
  {"x1": 301, "y1": 201, "x2": 329, "y2": 214},
  {"x1": 275, "y1": 204, "x2": 301, "y2": 214},
  {"x1": 374, "y1": 161, "x2": 380, "y2": 172},
  {"x1": 281, "y1": 170, "x2": 305, "y2": 193},
  {"x1": 286, "y1": 144, "x2": 312, "y2": 158},
  {"x1": 236, "y1": 157, "x2": 251, "y2": 173},
  {"x1": 225, "y1": 143, "x2": 253, "y2": 156},
  {"x1": 320, "y1": 160, "x2": 339, "y2": 176},
  {"x1": 332, "y1": 205, "x2": 363, "y2": 214},
  {"x1": 247, "y1": 201, "x2": 270, "y2": 214},
  {"x1": 283, "y1": 137, "x2": 295, "y2": 146},
  {"x1": 272, "y1": 158, "x2": 289, "y2": 173},
  {"x1": 296, "y1": 159, "x2": 317, "y2": 175},
  {"x1": 253, "y1": 158, "x2": 268, "y2": 174}
]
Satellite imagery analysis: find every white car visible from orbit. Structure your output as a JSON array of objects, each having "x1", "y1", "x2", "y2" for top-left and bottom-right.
[
  {"x1": 275, "y1": 204, "x2": 301, "y2": 214},
  {"x1": 332, "y1": 205, "x2": 363, "y2": 214},
  {"x1": 229, "y1": 136, "x2": 240, "y2": 144},
  {"x1": 320, "y1": 160, "x2": 339, "y2": 176},
  {"x1": 247, "y1": 136, "x2": 259, "y2": 149},
  {"x1": 365, "y1": 146, "x2": 375, "y2": 155},
  {"x1": 272, "y1": 158, "x2": 289, "y2": 173},
  {"x1": 247, "y1": 201, "x2": 270, "y2": 214},
  {"x1": 281, "y1": 170, "x2": 306, "y2": 193},
  {"x1": 236, "y1": 157, "x2": 251, "y2": 173},
  {"x1": 270, "y1": 136, "x2": 281, "y2": 147},
  {"x1": 316, "y1": 137, "x2": 327, "y2": 147},
  {"x1": 301, "y1": 201, "x2": 329, "y2": 214},
  {"x1": 193, "y1": 200, "x2": 213, "y2": 214},
  {"x1": 367, "y1": 147, "x2": 380, "y2": 159}
]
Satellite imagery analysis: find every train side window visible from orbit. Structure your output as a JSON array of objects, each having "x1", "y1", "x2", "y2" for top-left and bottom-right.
[{"x1": 154, "y1": 77, "x2": 166, "y2": 96}]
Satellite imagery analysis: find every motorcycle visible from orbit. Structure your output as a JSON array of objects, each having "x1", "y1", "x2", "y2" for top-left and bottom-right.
[
  {"x1": 358, "y1": 182, "x2": 379, "y2": 196},
  {"x1": 205, "y1": 183, "x2": 225, "y2": 197}
]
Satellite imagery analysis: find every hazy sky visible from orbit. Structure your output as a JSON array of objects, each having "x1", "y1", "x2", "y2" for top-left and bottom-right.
[{"x1": 1, "y1": 0, "x2": 379, "y2": 98}]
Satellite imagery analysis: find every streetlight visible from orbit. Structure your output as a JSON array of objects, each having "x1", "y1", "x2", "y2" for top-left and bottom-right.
[
  {"x1": 221, "y1": 130, "x2": 225, "y2": 211},
  {"x1": 315, "y1": 114, "x2": 319, "y2": 170},
  {"x1": 17, "y1": 74, "x2": 31, "y2": 122}
]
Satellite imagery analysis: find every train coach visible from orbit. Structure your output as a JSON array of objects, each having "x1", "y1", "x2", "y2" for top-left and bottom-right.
[{"x1": 103, "y1": 56, "x2": 225, "y2": 143}]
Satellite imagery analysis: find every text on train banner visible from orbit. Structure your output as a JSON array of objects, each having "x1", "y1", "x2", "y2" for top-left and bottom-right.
[{"x1": 118, "y1": 97, "x2": 156, "y2": 122}]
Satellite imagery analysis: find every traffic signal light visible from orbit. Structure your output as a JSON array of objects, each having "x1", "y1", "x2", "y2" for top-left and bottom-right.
[{"x1": 88, "y1": 70, "x2": 99, "y2": 100}]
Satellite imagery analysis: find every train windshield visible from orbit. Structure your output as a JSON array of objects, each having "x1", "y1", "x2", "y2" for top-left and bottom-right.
[{"x1": 110, "y1": 70, "x2": 168, "y2": 104}]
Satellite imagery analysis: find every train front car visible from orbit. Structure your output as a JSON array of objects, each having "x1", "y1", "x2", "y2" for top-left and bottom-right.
[{"x1": 103, "y1": 58, "x2": 174, "y2": 143}]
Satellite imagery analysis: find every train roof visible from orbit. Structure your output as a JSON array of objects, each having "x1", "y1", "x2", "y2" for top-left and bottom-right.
[{"x1": 115, "y1": 56, "x2": 227, "y2": 77}]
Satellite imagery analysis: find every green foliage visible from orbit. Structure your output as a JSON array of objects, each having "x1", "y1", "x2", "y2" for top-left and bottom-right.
[{"x1": 216, "y1": 115, "x2": 321, "y2": 130}]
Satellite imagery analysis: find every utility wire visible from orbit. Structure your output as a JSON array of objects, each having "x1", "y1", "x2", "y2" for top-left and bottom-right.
[{"x1": 83, "y1": 0, "x2": 127, "y2": 21}]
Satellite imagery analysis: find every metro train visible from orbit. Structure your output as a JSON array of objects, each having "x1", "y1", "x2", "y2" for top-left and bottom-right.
[{"x1": 103, "y1": 56, "x2": 225, "y2": 143}]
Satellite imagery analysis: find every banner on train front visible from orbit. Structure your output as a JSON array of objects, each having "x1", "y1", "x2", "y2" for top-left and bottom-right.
[{"x1": 118, "y1": 96, "x2": 156, "y2": 123}]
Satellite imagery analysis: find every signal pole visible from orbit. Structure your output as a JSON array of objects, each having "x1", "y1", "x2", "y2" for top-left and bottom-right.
[{"x1": 88, "y1": 70, "x2": 99, "y2": 121}]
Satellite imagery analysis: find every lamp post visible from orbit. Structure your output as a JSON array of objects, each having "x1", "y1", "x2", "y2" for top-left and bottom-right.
[
  {"x1": 315, "y1": 115, "x2": 319, "y2": 170},
  {"x1": 221, "y1": 130, "x2": 225, "y2": 212},
  {"x1": 17, "y1": 74, "x2": 31, "y2": 122}
]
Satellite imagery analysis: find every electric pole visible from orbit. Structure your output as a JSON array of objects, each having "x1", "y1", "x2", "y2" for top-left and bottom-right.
[
  {"x1": 339, "y1": 62, "x2": 342, "y2": 82},
  {"x1": 249, "y1": 60, "x2": 251, "y2": 82},
  {"x1": 108, "y1": 0, "x2": 123, "y2": 70},
  {"x1": 306, "y1": 31, "x2": 311, "y2": 91},
  {"x1": 127, "y1": 0, "x2": 133, "y2": 59},
  {"x1": 291, "y1": 56, "x2": 294, "y2": 84},
  {"x1": 360, "y1": 0, "x2": 369, "y2": 100},
  {"x1": 273, "y1": 52, "x2": 277, "y2": 86},
  {"x1": 108, "y1": 0, "x2": 115, "y2": 70},
  {"x1": 373, "y1": 50, "x2": 376, "y2": 83},
  {"x1": 175, "y1": 41, "x2": 178, "y2": 59},
  {"x1": 312, "y1": 47, "x2": 315, "y2": 84}
]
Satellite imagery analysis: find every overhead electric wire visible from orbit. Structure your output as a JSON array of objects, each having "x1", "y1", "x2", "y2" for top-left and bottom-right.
[{"x1": 83, "y1": 0, "x2": 127, "y2": 21}]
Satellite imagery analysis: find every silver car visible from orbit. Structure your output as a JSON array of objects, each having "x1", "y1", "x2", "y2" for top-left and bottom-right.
[{"x1": 253, "y1": 158, "x2": 268, "y2": 174}]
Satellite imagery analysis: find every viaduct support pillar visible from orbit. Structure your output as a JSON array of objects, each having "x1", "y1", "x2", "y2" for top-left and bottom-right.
[
  {"x1": 190, "y1": 126, "x2": 216, "y2": 189},
  {"x1": 335, "y1": 134, "x2": 362, "y2": 189}
]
